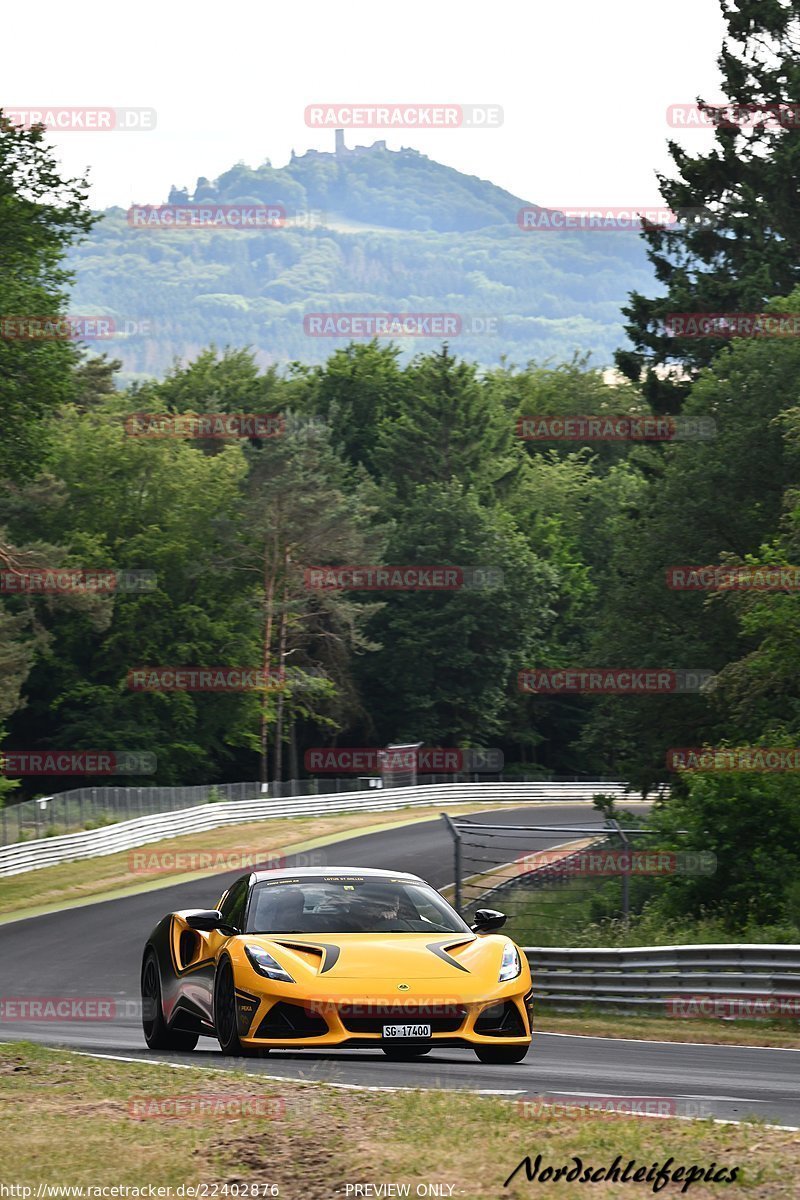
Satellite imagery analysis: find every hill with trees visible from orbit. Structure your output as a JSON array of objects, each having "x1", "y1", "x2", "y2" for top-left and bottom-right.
[{"x1": 67, "y1": 138, "x2": 654, "y2": 380}]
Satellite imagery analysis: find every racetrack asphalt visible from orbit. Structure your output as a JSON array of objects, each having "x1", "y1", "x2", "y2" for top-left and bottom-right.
[{"x1": 2, "y1": 801, "x2": 797, "y2": 1127}]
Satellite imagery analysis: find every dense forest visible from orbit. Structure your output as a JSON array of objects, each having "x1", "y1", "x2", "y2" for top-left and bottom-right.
[{"x1": 2, "y1": 0, "x2": 800, "y2": 940}]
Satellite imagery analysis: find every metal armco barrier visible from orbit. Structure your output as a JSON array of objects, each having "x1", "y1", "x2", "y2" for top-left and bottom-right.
[
  {"x1": 0, "y1": 781, "x2": 640, "y2": 876},
  {"x1": 524, "y1": 944, "x2": 800, "y2": 1010}
]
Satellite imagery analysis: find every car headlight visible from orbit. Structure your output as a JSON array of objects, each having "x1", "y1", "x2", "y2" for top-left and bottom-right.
[
  {"x1": 245, "y1": 944, "x2": 295, "y2": 983},
  {"x1": 498, "y1": 942, "x2": 521, "y2": 982}
]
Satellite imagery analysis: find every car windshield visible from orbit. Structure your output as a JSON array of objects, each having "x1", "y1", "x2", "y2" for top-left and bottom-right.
[{"x1": 246, "y1": 876, "x2": 471, "y2": 935}]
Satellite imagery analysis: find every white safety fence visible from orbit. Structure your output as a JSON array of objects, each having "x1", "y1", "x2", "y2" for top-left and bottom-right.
[
  {"x1": 524, "y1": 944, "x2": 800, "y2": 1010},
  {"x1": 0, "y1": 781, "x2": 642, "y2": 877}
]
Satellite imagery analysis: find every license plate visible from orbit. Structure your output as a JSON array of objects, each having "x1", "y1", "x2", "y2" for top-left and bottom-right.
[{"x1": 382, "y1": 1023, "x2": 431, "y2": 1038}]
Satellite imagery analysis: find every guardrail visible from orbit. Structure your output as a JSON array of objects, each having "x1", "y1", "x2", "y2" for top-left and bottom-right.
[
  {"x1": 523, "y1": 944, "x2": 800, "y2": 1011},
  {"x1": 0, "y1": 781, "x2": 641, "y2": 877},
  {"x1": 0, "y1": 774, "x2": 636, "y2": 845}
]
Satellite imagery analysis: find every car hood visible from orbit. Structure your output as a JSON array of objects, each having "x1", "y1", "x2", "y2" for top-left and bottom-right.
[{"x1": 241, "y1": 932, "x2": 505, "y2": 979}]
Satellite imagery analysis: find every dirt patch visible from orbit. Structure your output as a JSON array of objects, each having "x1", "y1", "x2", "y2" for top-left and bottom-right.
[
  {"x1": 210, "y1": 1093, "x2": 384, "y2": 1200},
  {"x1": 0, "y1": 1057, "x2": 30, "y2": 1075}
]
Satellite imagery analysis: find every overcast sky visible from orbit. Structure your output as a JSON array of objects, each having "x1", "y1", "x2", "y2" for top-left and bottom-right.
[{"x1": 3, "y1": 0, "x2": 727, "y2": 211}]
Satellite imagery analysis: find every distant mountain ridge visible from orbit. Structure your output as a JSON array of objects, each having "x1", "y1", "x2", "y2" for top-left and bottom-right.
[{"x1": 68, "y1": 134, "x2": 656, "y2": 380}]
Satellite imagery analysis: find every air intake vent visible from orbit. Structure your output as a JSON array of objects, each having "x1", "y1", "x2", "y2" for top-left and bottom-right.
[
  {"x1": 474, "y1": 1000, "x2": 526, "y2": 1037},
  {"x1": 255, "y1": 1001, "x2": 329, "y2": 1039}
]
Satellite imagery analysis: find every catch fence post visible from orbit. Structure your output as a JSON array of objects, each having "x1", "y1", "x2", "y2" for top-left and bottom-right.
[
  {"x1": 610, "y1": 818, "x2": 631, "y2": 924},
  {"x1": 441, "y1": 812, "x2": 463, "y2": 915}
]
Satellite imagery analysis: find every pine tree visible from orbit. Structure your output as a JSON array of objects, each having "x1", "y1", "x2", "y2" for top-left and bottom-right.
[
  {"x1": 375, "y1": 345, "x2": 521, "y2": 499},
  {"x1": 616, "y1": 0, "x2": 800, "y2": 411}
]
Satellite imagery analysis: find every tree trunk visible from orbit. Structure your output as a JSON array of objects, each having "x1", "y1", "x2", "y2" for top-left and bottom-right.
[
  {"x1": 289, "y1": 719, "x2": 299, "y2": 787},
  {"x1": 259, "y1": 532, "x2": 279, "y2": 786},
  {"x1": 273, "y1": 553, "x2": 290, "y2": 783}
]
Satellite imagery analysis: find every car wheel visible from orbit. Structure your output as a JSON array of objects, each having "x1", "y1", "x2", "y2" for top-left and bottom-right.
[
  {"x1": 474, "y1": 1044, "x2": 530, "y2": 1064},
  {"x1": 141, "y1": 948, "x2": 199, "y2": 1051},
  {"x1": 382, "y1": 1045, "x2": 432, "y2": 1059},
  {"x1": 214, "y1": 958, "x2": 262, "y2": 1057}
]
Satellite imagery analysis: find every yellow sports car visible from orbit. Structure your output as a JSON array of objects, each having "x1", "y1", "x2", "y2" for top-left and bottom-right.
[{"x1": 141, "y1": 866, "x2": 533, "y2": 1062}]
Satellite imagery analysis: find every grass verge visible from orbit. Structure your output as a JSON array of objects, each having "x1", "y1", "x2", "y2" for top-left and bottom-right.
[
  {"x1": 0, "y1": 803, "x2": 495, "y2": 921},
  {"x1": 534, "y1": 1010, "x2": 800, "y2": 1049},
  {"x1": 0, "y1": 1042, "x2": 796, "y2": 1198}
]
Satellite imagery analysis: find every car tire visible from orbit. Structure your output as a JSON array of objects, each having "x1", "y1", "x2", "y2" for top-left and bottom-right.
[
  {"x1": 141, "y1": 948, "x2": 199, "y2": 1052},
  {"x1": 382, "y1": 1045, "x2": 432, "y2": 1059},
  {"x1": 214, "y1": 958, "x2": 263, "y2": 1057},
  {"x1": 474, "y1": 1044, "x2": 530, "y2": 1064}
]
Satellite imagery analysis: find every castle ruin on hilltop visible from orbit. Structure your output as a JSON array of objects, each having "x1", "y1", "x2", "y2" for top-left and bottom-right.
[{"x1": 291, "y1": 128, "x2": 389, "y2": 162}]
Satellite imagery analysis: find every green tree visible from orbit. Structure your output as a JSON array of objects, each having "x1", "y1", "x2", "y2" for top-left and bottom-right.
[
  {"x1": 223, "y1": 415, "x2": 385, "y2": 782},
  {"x1": 3, "y1": 394, "x2": 255, "y2": 787},
  {"x1": 0, "y1": 112, "x2": 96, "y2": 481},
  {"x1": 645, "y1": 765, "x2": 800, "y2": 932},
  {"x1": 356, "y1": 482, "x2": 558, "y2": 746},
  {"x1": 0, "y1": 587, "x2": 42, "y2": 803},
  {"x1": 710, "y1": 407, "x2": 800, "y2": 740},
  {"x1": 131, "y1": 346, "x2": 282, "y2": 418},
  {"x1": 375, "y1": 345, "x2": 521, "y2": 500},
  {"x1": 615, "y1": 0, "x2": 800, "y2": 410},
  {"x1": 296, "y1": 340, "x2": 408, "y2": 474},
  {"x1": 580, "y1": 307, "x2": 800, "y2": 787}
]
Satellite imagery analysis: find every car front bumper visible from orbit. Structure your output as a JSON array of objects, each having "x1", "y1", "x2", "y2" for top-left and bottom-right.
[{"x1": 234, "y1": 986, "x2": 534, "y2": 1049}]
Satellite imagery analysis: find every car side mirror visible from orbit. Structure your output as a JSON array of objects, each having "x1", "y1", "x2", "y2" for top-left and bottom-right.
[
  {"x1": 470, "y1": 908, "x2": 507, "y2": 933},
  {"x1": 185, "y1": 909, "x2": 238, "y2": 935}
]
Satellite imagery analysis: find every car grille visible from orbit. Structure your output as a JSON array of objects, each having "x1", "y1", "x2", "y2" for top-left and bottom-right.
[
  {"x1": 255, "y1": 1001, "x2": 329, "y2": 1039},
  {"x1": 474, "y1": 999, "x2": 527, "y2": 1037},
  {"x1": 337, "y1": 1004, "x2": 467, "y2": 1034}
]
